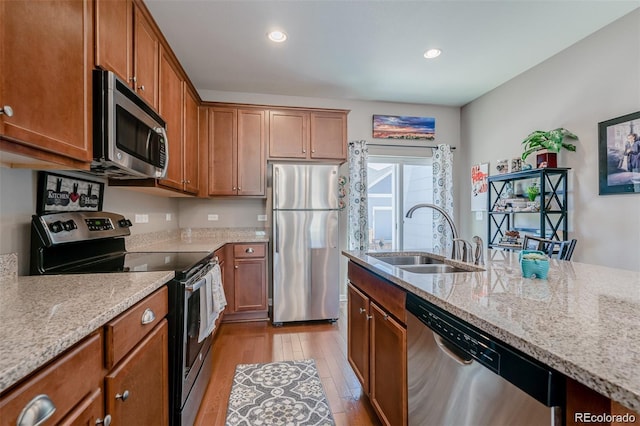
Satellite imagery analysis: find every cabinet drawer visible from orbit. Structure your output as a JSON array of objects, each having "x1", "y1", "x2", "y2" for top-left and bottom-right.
[
  {"x1": 348, "y1": 262, "x2": 406, "y2": 325},
  {"x1": 234, "y1": 243, "x2": 266, "y2": 258},
  {"x1": 0, "y1": 332, "x2": 103, "y2": 426},
  {"x1": 104, "y1": 286, "x2": 168, "y2": 369}
]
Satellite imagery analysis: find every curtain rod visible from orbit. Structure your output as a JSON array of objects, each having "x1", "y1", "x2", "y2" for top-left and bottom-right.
[{"x1": 364, "y1": 142, "x2": 456, "y2": 150}]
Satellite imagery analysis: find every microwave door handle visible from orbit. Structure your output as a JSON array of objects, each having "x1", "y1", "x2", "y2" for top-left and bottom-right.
[{"x1": 155, "y1": 126, "x2": 169, "y2": 179}]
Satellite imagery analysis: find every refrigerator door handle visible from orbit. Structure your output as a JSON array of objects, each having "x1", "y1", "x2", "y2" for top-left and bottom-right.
[
  {"x1": 273, "y1": 165, "x2": 280, "y2": 208},
  {"x1": 274, "y1": 214, "x2": 279, "y2": 253}
]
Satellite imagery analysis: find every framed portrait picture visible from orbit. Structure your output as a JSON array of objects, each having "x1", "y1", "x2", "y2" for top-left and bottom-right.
[{"x1": 598, "y1": 111, "x2": 640, "y2": 195}]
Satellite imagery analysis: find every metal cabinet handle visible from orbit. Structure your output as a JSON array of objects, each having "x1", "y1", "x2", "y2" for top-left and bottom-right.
[
  {"x1": 366, "y1": 314, "x2": 373, "y2": 320},
  {"x1": 245, "y1": 247, "x2": 254, "y2": 254},
  {"x1": 17, "y1": 394, "x2": 56, "y2": 426},
  {"x1": 383, "y1": 313, "x2": 389, "y2": 320},
  {"x1": 0, "y1": 105, "x2": 14, "y2": 117},
  {"x1": 238, "y1": 186, "x2": 242, "y2": 190},
  {"x1": 130, "y1": 76, "x2": 137, "y2": 83},
  {"x1": 141, "y1": 308, "x2": 155, "y2": 325},
  {"x1": 302, "y1": 149, "x2": 306, "y2": 153},
  {"x1": 234, "y1": 265, "x2": 238, "y2": 269},
  {"x1": 137, "y1": 85, "x2": 145, "y2": 91},
  {"x1": 359, "y1": 308, "x2": 366, "y2": 314},
  {"x1": 96, "y1": 414, "x2": 112, "y2": 425},
  {"x1": 311, "y1": 149, "x2": 315, "y2": 153},
  {"x1": 232, "y1": 187, "x2": 237, "y2": 191},
  {"x1": 115, "y1": 390, "x2": 130, "y2": 402}
]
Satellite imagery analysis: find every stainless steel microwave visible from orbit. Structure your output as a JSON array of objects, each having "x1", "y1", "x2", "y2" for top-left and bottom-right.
[{"x1": 91, "y1": 70, "x2": 168, "y2": 179}]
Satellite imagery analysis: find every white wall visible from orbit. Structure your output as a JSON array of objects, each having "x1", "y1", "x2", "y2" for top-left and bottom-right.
[{"x1": 460, "y1": 9, "x2": 640, "y2": 271}]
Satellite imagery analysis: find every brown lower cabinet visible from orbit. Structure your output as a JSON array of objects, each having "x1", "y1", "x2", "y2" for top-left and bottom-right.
[
  {"x1": 347, "y1": 262, "x2": 407, "y2": 426},
  {"x1": 221, "y1": 242, "x2": 269, "y2": 322},
  {"x1": 105, "y1": 320, "x2": 169, "y2": 425},
  {"x1": 0, "y1": 287, "x2": 169, "y2": 426}
]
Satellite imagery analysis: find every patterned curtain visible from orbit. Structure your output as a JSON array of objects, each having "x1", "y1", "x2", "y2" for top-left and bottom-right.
[
  {"x1": 348, "y1": 140, "x2": 369, "y2": 251},
  {"x1": 432, "y1": 144, "x2": 454, "y2": 256}
]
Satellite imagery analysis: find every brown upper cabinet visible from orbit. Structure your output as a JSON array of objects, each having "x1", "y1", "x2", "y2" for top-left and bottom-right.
[
  {"x1": 206, "y1": 106, "x2": 266, "y2": 196},
  {"x1": 268, "y1": 109, "x2": 348, "y2": 162},
  {"x1": 95, "y1": 0, "x2": 159, "y2": 109},
  {"x1": 158, "y1": 49, "x2": 185, "y2": 192},
  {"x1": 0, "y1": 0, "x2": 94, "y2": 169},
  {"x1": 182, "y1": 87, "x2": 200, "y2": 194}
]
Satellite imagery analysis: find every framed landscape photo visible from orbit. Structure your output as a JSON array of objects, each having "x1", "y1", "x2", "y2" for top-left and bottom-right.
[
  {"x1": 372, "y1": 115, "x2": 435, "y2": 140},
  {"x1": 598, "y1": 111, "x2": 640, "y2": 195}
]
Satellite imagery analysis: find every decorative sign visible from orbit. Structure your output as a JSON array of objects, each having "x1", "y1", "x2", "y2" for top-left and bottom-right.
[
  {"x1": 37, "y1": 172, "x2": 104, "y2": 214},
  {"x1": 372, "y1": 115, "x2": 435, "y2": 140},
  {"x1": 471, "y1": 163, "x2": 489, "y2": 211}
]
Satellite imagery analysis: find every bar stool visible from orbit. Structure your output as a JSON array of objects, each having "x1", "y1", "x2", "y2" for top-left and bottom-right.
[{"x1": 522, "y1": 235, "x2": 577, "y2": 260}]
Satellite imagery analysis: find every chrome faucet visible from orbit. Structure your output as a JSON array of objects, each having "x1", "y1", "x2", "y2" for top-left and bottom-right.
[
  {"x1": 405, "y1": 203, "x2": 484, "y2": 265},
  {"x1": 406, "y1": 203, "x2": 459, "y2": 259}
]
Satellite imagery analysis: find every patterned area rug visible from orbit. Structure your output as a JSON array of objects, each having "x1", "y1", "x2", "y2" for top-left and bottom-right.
[{"x1": 225, "y1": 359, "x2": 335, "y2": 426}]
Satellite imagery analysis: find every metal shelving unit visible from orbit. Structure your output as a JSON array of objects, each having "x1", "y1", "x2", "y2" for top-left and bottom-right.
[{"x1": 487, "y1": 168, "x2": 570, "y2": 250}]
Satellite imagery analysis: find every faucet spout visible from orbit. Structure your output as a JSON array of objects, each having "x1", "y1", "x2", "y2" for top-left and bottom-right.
[{"x1": 405, "y1": 203, "x2": 459, "y2": 240}]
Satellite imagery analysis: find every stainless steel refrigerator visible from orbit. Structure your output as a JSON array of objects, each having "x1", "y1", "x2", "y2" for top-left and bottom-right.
[{"x1": 271, "y1": 163, "x2": 340, "y2": 324}]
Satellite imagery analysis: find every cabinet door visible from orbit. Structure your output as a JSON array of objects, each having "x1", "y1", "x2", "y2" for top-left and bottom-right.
[
  {"x1": 95, "y1": 0, "x2": 132, "y2": 82},
  {"x1": 237, "y1": 109, "x2": 266, "y2": 196},
  {"x1": 208, "y1": 107, "x2": 237, "y2": 195},
  {"x1": 220, "y1": 244, "x2": 236, "y2": 314},
  {"x1": 234, "y1": 258, "x2": 267, "y2": 312},
  {"x1": 347, "y1": 283, "x2": 370, "y2": 394},
  {"x1": 183, "y1": 87, "x2": 200, "y2": 194},
  {"x1": 268, "y1": 110, "x2": 308, "y2": 159},
  {"x1": 370, "y1": 302, "x2": 407, "y2": 426},
  {"x1": 310, "y1": 112, "x2": 347, "y2": 160},
  {"x1": 133, "y1": 4, "x2": 159, "y2": 109},
  {"x1": 158, "y1": 50, "x2": 184, "y2": 191},
  {"x1": 105, "y1": 320, "x2": 169, "y2": 426},
  {"x1": 1, "y1": 0, "x2": 93, "y2": 163},
  {"x1": 59, "y1": 388, "x2": 104, "y2": 426}
]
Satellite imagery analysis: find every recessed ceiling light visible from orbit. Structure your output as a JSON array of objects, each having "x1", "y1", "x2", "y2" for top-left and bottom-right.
[
  {"x1": 423, "y1": 48, "x2": 442, "y2": 59},
  {"x1": 268, "y1": 31, "x2": 288, "y2": 43}
]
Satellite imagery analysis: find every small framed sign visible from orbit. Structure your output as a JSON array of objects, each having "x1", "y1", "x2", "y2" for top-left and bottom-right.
[{"x1": 37, "y1": 172, "x2": 104, "y2": 214}]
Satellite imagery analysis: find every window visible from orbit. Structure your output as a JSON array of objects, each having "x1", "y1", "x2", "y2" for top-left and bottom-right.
[{"x1": 367, "y1": 156, "x2": 432, "y2": 250}]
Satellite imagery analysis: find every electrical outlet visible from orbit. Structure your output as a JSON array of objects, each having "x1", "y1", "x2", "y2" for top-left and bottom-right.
[
  {"x1": 207, "y1": 214, "x2": 219, "y2": 221},
  {"x1": 166, "y1": 213, "x2": 172, "y2": 221},
  {"x1": 134, "y1": 214, "x2": 149, "y2": 223},
  {"x1": 257, "y1": 214, "x2": 267, "y2": 222}
]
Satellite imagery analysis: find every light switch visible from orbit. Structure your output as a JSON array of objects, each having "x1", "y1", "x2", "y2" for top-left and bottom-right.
[
  {"x1": 475, "y1": 211, "x2": 483, "y2": 220},
  {"x1": 166, "y1": 213, "x2": 172, "y2": 221},
  {"x1": 208, "y1": 214, "x2": 219, "y2": 221},
  {"x1": 258, "y1": 215, "x2": 267, "y2": 222}
]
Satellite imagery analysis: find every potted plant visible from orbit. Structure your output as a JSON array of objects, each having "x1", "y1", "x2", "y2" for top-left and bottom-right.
[
  {"x1": 521, "y1": 128, "x2": 578, "y2": 168},
  {"x1": 526, "y1": 184, "x2": 540, "y2": 201}
]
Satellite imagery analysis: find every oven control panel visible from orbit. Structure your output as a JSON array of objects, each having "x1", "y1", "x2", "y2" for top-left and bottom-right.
[
  {"x1": 85, "y1": 218, "x2": 114, "y2": 231},
  {"x1": 33, "y1": 211, "x2": 132, "y2": 246}
]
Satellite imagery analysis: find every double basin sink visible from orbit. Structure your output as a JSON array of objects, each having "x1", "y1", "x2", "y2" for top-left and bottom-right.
[{"x1": 368, "y1": 253, "x2": 471, "y2": 274}]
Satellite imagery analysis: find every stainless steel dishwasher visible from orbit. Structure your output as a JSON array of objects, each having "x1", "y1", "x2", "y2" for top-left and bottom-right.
[{"x1": 406, "y1": 293, "x2": 565, "y2": 426}]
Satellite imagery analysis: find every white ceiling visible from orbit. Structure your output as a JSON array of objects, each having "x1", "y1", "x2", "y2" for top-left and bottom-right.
[{"x1": 145, "y1": 1, "x2": 639, "y2": 107}]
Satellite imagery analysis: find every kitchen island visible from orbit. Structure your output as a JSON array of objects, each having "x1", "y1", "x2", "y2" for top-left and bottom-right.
[{"x1": 343, "y1": 249, "x2": 640, "y2": 416}]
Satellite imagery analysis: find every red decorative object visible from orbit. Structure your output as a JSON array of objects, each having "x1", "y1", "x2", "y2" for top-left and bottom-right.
[{"x1": 536, "y1": 151, "x2": 557, "y2": 168}]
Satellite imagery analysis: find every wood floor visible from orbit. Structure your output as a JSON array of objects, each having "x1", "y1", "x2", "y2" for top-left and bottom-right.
[{"x1": 194, "y1": 306, "x2": 382, "y2": 425}]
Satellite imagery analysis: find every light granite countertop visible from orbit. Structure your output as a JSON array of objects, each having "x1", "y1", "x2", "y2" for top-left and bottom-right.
[
  {"x1": 0, "y1": 231, "x2": 269, "y2": 395},
  {"x1": 343, "y1": 249, "x2": 640, "y2": 413}
]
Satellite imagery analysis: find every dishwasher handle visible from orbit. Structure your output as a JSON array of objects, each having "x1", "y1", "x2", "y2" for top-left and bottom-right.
[{"x1": 433, "y1": 332, "x2": 473, "y2": 366}]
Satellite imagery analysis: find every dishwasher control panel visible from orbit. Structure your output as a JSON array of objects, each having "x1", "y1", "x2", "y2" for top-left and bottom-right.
[{"x1": 416, "y1": 305, "x2": 500, "y2": 373}]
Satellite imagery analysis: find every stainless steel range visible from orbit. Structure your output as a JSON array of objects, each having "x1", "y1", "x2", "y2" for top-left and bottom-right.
[{"x1": 30, "y1": 211, "x2": 219, "y2": 426}]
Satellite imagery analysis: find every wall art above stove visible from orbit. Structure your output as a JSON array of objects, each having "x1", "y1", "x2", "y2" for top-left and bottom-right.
[{"x1": 37, "y1": 171, "x2": 104, "y2": 214}]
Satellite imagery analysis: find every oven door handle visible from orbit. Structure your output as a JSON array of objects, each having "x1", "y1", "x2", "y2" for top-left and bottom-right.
[{"x1": 185, "y1": 280, "x2": 203, "y2": 292}]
